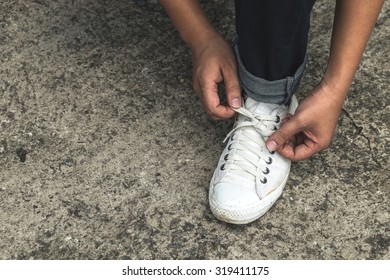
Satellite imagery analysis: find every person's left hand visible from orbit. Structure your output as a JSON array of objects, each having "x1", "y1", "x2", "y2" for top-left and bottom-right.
[{"x1": 266, "y1": 81, "x2": 346, "y2": 161}]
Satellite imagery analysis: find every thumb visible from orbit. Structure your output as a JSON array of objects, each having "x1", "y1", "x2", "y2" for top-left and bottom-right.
[
  {"x1": 222, "y1": 67, "x2": 241, "y2": 108},
  {"x1": 266, "y1": 116, "x2": 302, "y2": 151}
]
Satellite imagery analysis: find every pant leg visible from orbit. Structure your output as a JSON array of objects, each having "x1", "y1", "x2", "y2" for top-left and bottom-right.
[{"x1": 234, "y1": 0, "x2": 316, "y2": 104}]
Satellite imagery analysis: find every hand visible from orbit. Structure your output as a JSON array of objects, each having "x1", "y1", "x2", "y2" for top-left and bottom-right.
[
  {"x1": 191, "y1": 34, "x2": 241, "y2": 120},
  {"x1": 266, "y1": 81, "x2": 346, "y2": 161}
]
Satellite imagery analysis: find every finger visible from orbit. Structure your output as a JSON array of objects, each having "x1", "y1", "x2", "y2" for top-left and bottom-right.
[
  {"x1": 277, "y1": 138, "x2": 320, "y2": 161},
  {"x1": 201, "y1": 76, "x2": 235, "y2": 120},
  {"x1": 266, "y1": 115, "x2": 303, "y2": 152},
  {"x1": 281, "y1": 113, "x2": 293, "y2": 125},
  {"x1": 281, "y1": 115, "x2": 296, "y2": 146},
  {"x1": 221, "y1": 65, "x2": 241, "y2": 109}
]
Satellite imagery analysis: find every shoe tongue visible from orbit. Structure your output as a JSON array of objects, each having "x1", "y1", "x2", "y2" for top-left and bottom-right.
[{"x1": 245, "y1": 97, "x2": 279, "y2": 115}]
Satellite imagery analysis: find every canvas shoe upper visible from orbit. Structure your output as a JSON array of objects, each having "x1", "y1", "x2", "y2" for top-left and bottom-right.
[{"x1": 209, "y1": 96, "x2": 298, "y2": 224}]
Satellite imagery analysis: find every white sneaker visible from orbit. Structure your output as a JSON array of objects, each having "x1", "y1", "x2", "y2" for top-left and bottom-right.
[{"x1": 209, "y1": 96, "x2": 298, "y2": 224}]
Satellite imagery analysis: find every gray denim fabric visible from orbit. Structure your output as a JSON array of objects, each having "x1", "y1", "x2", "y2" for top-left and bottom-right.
[{"x1": 234, "y1": 42, "x2": 306, "y2": 105}]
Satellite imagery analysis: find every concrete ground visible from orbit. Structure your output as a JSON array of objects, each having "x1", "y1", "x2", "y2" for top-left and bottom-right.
[{"x1": 0, "y1": 0, "x2": 389, "y2": 260}]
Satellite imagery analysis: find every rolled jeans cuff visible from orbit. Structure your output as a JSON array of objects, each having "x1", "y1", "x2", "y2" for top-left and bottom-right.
[{"x1": 234, "y1": 42, "x2": 306, "y2": 105}]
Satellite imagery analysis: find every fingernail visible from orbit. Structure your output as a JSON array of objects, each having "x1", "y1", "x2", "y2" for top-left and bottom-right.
[
  {"x1": 267, "y1": 140, "x2": 278, "y2": 151},
  {"x1": 231, "y1": 98, "x2": 241, "y2": 108}
]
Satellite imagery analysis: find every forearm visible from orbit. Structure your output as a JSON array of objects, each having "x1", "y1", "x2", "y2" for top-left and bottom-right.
[
  {"x1": 322, "y1": 0, "x2": 384, "y2": 98},
  {"x1": 159, "y1": 0, "x2": 219, "y2": 52}
]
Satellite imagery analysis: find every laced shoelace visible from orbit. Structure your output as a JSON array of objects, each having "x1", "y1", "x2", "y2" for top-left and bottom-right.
[{"x1": 221, "y1": 107, "x2": 281, "y2": 183}]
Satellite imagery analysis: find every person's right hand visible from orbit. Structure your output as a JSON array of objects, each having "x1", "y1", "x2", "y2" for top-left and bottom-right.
[{"x1": 191, "y1": 34, "x2": 241, "y2": 120}]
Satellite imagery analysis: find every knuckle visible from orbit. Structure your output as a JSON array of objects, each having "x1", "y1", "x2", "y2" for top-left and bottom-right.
[
  {"x1": 276, "y1": 128, "x2": 290, "y2": 141},
  {"x1": 208, "y1": 111, "x2": 220, "y2": 121},
  {"x1": 293, "y1": 114, "x2": 305, "y2": 127},
  {"x1": 205, "y1": 107, "x2": 217, "y2": 119},
  {"x1": 225, "y1": 82, "x2": 240, "y2": 92}
]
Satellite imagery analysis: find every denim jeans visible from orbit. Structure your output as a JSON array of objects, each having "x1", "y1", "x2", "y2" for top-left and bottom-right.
[{"x1": 234, "y1": 0, "x2": 316, "y2": 104}]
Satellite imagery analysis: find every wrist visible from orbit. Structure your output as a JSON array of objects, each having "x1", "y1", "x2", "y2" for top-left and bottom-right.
[
  {"x1": 320, "y1": 70, "x2": 351, "y2": 97},
  {"x1": 317, "y1": 77, "x2": 349, "y2": 106},
  {"x1": 186, "y1": 29, "x2": 221, "y2": 55}
]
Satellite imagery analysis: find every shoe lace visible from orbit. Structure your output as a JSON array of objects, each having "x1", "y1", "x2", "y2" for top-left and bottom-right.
[{"x1": 221, "y1": 107, "x2": 281, "y2": 183}]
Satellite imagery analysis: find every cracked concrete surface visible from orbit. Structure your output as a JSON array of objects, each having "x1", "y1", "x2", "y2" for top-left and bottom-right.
[{"x1": 0, "y1": 0, "x2": 389, "y2": 259}]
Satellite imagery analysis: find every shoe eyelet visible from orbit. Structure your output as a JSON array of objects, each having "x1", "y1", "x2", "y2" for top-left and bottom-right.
[
  {"x1": 224, "y1": 154, "x2": 229, "y2": 161},
  {"x1": 220, "y1": 164, "x2": 225, "y2": 171},
  {"x1": 269, "y1": 150, "x2": 275, "y2": 155},
  {"x1": 228, "y1": 144, "x2": 233, "y2": 150},
  {"x1": 260, "y1": 177, "x2": 267, "y2": 184},
  {"x1": 266, "y1": 157, "x2": 272, "y2": 165},
  {"x1": 273, "y1": 126, "x2": 277, "y2": 131},
  {"x1": 263, "y1": 167, "x2": 270, "y2": 175},
  {"x1": 231, "y1": 134, "x2": 235, "y2": 141},
  {"x1": 276, "y1": 116, "x2": 280, "y2": 123}
]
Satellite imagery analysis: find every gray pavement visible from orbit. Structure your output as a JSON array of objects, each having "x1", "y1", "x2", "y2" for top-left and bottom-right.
[{"x1": 0, "y1": 0, "x2": 389, "y2": 259}]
